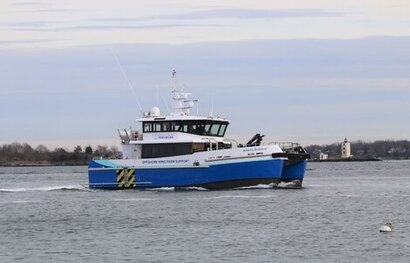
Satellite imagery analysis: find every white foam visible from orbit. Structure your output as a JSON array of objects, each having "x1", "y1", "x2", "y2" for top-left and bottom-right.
[
  {"x1": 145, "y1": 187, "x2": 176, "y2": 192},
  {"x1": 278, "y1": 180, "x2": 302, "y2": 189},
  {"x1": 113, "y1": 198, "x2": 155, "y2": 202},
  {"x1": 0, "y1": 185, "x2": 88, "y2": 192},
  {"x1": 177, "y1": 186, "x2": 208, "y2": 191},
  {"x1": 234, "y1": 184, "x2": 274, "y2": 190}
]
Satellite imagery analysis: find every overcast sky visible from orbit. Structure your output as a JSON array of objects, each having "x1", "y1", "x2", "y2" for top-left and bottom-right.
[{"x1": 1, "y1": 0, "x2": 410, "y2": 149}]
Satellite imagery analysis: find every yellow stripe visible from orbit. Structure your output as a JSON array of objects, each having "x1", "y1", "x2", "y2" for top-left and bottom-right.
[
  {"x1": 116, "y1": 168, "x2": 136, "y2": 188},
  {"x1": 117, "y1": 180, "x2": 125, "y2": 188},
  {"x1": 125, "y1": 169, "x2": 135, "y2": 188},
  {"x1": 126, "y1": 175, "x2": 135, "y2": 188},
  {"x1": 117, "y1": 174, "x2": 125, "y2": 181},
  {"x1": 116, "y1": 169, "x2": 124, "y2": 176},
  {"x1": 117, "y1": 169, "x2": 125, "y2": 188}
]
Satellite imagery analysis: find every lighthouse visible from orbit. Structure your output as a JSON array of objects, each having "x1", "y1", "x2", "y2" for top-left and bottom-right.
[{"x1": 341, "y1": 138, "x2": 352, "y2": 158}]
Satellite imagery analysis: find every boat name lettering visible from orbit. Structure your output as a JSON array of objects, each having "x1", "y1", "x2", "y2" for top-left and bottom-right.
[
  {"x1": 142, "y1": 159, "x2": 189, "y2": 164},
  {"x1": 154, "y1": 135, "x2": 174, "y2": 140},
  {"x1": 243, "y1": 147, "x2": 267, "y2": 152}
]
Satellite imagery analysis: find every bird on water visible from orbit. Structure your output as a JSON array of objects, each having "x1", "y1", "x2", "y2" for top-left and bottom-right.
[{"x1": 379, "y1": 223, "x2": 393, "y2": 232}]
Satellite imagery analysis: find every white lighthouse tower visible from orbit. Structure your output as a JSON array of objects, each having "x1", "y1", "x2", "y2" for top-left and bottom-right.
[{"x1": 341, "y1": 138, "x2": 352, "y2": 158}]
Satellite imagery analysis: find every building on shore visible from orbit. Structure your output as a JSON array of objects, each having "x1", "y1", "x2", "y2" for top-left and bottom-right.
[
  {"x1": 341, "y1": 138, "x2": 352, "y2": 158},
  {"x1": 319, "y1": 152, "x2": 329, "y2": 160}
]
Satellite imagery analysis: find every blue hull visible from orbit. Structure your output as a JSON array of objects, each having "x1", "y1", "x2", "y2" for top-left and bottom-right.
[
  {"x1": 88, "y1": 158, "x2": 284, "y2": 190},
  {"x1": 280, "y1": 160, "x2": 307, "y2": 182}
]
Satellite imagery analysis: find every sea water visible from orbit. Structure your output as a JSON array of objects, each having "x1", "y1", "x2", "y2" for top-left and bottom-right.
[{"x1": 1, "y1": 161, "x2": 410, "y2": 262}]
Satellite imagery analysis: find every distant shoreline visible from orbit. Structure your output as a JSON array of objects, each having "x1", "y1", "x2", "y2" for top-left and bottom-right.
[
  {"x1": 0, "y1": 161, "x2": 88, "y2": 167},
  {"x1": 0, "y1": 158, "x2": 389, "y2": 167},
  {"x1": 309, "y1": 157, "x2": 381, "y2": 162}
]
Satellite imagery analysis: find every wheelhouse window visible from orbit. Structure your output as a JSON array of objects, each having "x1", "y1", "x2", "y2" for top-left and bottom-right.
[
  {"x1": 153, "y1": 123, "x2": 161, "y2": 132},
  {"x1": 209, "y1": 124, "x2": 220, "y2": 137},
  {"x1": 218, "y1": 124, "x2": 227, "y2": 137},
  {"x1": 143, "y1": 123, "x2": 152, "y2": 132},
  {"x1": 142, "y1": 120, "x2": 229, "y2": 137},
  {"x1": 162, "y1": 122, "x2": 171, "y2": 132}
]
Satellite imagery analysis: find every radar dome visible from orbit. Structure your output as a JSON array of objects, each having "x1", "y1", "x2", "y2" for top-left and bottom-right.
[{"x1": 150, "y1": 107, "x2": 161, "y2": 117}]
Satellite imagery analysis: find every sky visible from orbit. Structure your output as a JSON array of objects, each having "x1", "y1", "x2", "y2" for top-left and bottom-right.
[{"x1": 1, "y1": 0, "x2": 410, "y2": 149}]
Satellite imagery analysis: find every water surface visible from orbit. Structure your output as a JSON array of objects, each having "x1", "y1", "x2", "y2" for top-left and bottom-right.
[{"x1": 1, "y1": 161, "x2": 410, "y2": 262}]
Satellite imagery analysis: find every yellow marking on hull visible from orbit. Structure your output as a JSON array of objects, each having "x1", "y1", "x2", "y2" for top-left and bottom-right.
[{"x1": 116, "y1": 168, "x2": 136, "y2": 189}]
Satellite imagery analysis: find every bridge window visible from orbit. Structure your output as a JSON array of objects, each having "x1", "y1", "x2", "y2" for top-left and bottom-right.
[
  {"x1": 153, "y1": 123, "x2": 161, "y2": 132},
  {"x1": 210, "y1": 124, "x2": 220, "y2": 136},
  {"x1": 143, "y1": 123, "x2": 152, "y2": 132},
  {"x1": 162, "y1": 122, "x2": 171, "y2": 131},
  {"x1": 219, "y1": 124, "x2": 227, "y2": 137},
  {"x1": 142, "y1": 120, "x2": 229, "y2": 137}
]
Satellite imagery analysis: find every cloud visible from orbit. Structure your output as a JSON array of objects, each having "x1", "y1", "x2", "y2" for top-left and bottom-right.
[
  {"x1": 4, "y1": 8, "x2": 341, "y2": 33},
  {"x1": 0, "y1": 21, "x2": 51, "y2": 27},
  {"x1": 153, "y1": 8, "x2": 343, "y2": 20},
  {"x1": 1, "y1": 36, "x2": 409, "y2": 146},
  {"x1": 29, "y1": 8, "x2": 81, "y2": 13},
  {"x1": 7, "y1": 23, "x2": 222, "y2": 32},
  {"x1": 94, "y1": 8, "x2": 344, "y2": 22},
  {"x1": 0, "y1": 39, "x2": 56, "y2": 46},
  {"x1": 12, "y1": 1, "x2": 46, "y2": 7},
  {"x1": 2, "y1": 36, "x2": 409, "y2": 75},
  {"x1": 10, "y1": 1, "x2": 79, "y2": 13}
]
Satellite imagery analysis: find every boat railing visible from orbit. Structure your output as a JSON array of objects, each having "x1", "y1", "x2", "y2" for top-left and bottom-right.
[
  {"x1": 118, "y1": 129, "x2": 142, "y2": 143},
  {"x1": 269, "y1": 142, "x2": 303, "y2": 152},
  {"x1": 223, "y1": 138, "x2": 239, "y2": 148},
  {"x1": 202, "y1": 137, "x2": 219, "y2": 150}
]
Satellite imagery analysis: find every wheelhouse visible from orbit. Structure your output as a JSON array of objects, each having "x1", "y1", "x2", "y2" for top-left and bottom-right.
[
  {"x1": 122, "y1": 86, "x2": 233, "y2": 159},
  {"x1": 136, "y1": 119, "x2": 231, "y2": 158},
  {"x1": 142, "y1": 120, "x2": 229, "y2": 137}
]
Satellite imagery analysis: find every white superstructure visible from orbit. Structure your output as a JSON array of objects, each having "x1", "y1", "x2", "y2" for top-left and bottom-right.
[{"x1": 116, "y1": 76, "x2": 283, "y2": 166}]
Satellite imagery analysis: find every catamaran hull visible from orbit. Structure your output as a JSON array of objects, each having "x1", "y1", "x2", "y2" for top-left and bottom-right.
[
  {"x1": 88, "y1": 158, "x2": 284, "y2": 190},
  {"x1": 281, "y1": 159, "x2": 307, "y2": 182}
]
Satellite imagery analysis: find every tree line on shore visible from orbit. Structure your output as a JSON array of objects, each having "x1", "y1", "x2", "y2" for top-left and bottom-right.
[
  {"x1": 1, "y1": 139, "x2": 409, "y2": 166},
  {"x1": 0, "y1": 142, "x2": 119, "y2": 166},
  {"x1": 306, "y1": 140, "x2": 410, "y2": 160}
]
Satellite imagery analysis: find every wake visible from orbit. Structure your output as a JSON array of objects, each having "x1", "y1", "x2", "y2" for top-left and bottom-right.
[{"x1": 0, "y1": 185, "x2": 90, "y2": 192}]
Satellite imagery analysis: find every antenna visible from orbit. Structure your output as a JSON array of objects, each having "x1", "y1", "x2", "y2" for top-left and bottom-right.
[
  {"x1": 110, "y1": 48, "x2": 143, "y2": 113},
  {"x1": 194, "y1": 99, "x2": 199, "y2": 115},
  {"x1": 171, "y1": 69, "x2": 177, "y2": 91}
]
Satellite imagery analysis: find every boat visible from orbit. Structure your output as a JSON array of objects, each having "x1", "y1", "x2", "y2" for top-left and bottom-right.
[
  {"x1": 88, "y1": 74, "x2": 309, "y2": 190},
  {"x1": 274, "y1": 142, "x2": 310, "y2": 187}
]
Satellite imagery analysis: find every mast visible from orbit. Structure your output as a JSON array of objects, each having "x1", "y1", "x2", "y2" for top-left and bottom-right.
[{"x1": 170, "y1": 70, "x2": 195, "y2": 116}]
